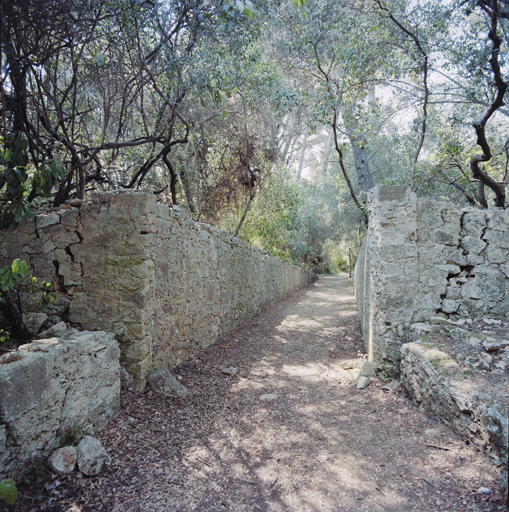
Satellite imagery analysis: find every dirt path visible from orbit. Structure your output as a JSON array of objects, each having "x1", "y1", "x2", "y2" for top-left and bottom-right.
[{"x1": 11, "y1": 275, "x2": 506, "y2": 511}]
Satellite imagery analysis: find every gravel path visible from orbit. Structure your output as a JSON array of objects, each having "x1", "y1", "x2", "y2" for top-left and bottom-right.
[{"x1": 9, "y1": 274, "x2": 506, "y2": 511}]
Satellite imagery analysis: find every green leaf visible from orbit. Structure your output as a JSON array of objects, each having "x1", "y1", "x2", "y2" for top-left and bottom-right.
[
  {"x1": 243, "y1": 7, "x2": 254, "y2": 18},
  {"x1": 10, "y1": 259, "x2": 20, "y2": 275},
  {"x1": 0, "y1": 479, "x2": 18, "y2": 505},
  {"x1": 293, "y1": 0, "x2": 306, "y2": 7},
  {"x1": 13, "y1": 206, "x2": 23, "y2": 224},
  {"x1": 3, "y1": 148, "x2": 12, "y2": 164},
  {"x1": 19, "y1": 260, "x2": 29, "y2": 277}
]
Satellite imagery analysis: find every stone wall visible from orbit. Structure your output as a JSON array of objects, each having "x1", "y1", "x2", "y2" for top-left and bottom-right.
[
  {"x1": 0, "y1": 191, "x2": 314, "y2": 388},
  {"x1": 0, "y1": 330, "x2": 120, "y2": 477},
  {"x1": 354, "y1": 185, "x2": 509, "y2": 375}
]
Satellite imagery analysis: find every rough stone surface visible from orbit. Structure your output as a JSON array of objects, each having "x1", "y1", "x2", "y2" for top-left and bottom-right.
[
  {"x1": 0, "y1": 331, "x2": 120, "y2": 478},
  {"x1": 354, "y1": 186, "x2": 509, "y2": 376},
  {"x1": 0, "y1": 191, "x2": 315, "y2": 389},
  {"x1": 382, "y1": 379, "x2": 400, "y2": 392},
  {"x1": 147, "y1": 368, "x2": 188, "y2": 398},
  {"x1": 48, "y1": 446, "x2": 77, "y2": 474},
  {"x1": 76, "y1": 436, "x2": 111, "y2": 476},
  {"x1": 400, "y1": 328, "x2": 508, "y2": 459},
  {"x1": 22, "y1": 312, "x2": 48, "y2": 334},
  {"x1": 359, "y1": 361, "x2": 375, "y2": 377},
  {"x1": 356, "y1": 376, "x2": 370, "y2": 389}
]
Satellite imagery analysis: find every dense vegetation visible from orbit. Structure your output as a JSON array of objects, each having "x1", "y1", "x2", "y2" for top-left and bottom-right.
[{"x1": 1, "y1": 0, "x2": 508, "y2": 273}]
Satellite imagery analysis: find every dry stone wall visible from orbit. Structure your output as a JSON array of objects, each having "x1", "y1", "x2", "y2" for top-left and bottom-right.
[
  {"x1": 0, "y1": 330, "x2": 120, "y2": 477},
  {"x1": 354, "y1": 185, "x2": 509, "y2": 375},
  {"x1": 0, "y1": 190, "x2": 314, "y2": 388}
]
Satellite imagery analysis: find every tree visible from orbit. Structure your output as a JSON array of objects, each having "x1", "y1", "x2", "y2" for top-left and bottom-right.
[{"x1": 0, "y1": 0, "x2": 245, "y2": 209}]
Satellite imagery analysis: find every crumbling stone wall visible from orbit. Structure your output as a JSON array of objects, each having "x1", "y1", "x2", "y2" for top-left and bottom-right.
[
  {"x1": 0, "y1": 191, "x2": 314, "y2": 387},
  {"x1": 0, "y1": 330, "x2": 120, "y2": 477},
  {"x1": 354, "y1": 185, "x2": 509, "y2": 375}
]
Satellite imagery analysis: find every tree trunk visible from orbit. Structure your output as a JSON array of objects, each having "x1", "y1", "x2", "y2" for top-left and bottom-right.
[
  {"x1": 234, "y1": 191, "x2": 255, "y2": 237},
  {"x1": 343, "y1": 119, "x2": 374, "y2": 194},
  {"x1": 179, "y1": 168, "x2": 197, "y2": 214},
  {"x1": 0, "y1": 290, "x2": 30, "y2": 342},
  {"x1": 297, "y1": 130, "x2": 308, "y2": 182},
  {"x1": 321, "y1": 129, "x2": 334, "y2": 177}
]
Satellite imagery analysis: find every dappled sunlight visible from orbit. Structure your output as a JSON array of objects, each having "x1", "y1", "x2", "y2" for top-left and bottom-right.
[
  {"x1": 281, "y1": 362, "x2": 329, "y2": 379},
  {"x1": 81, "y1": 274, "x2": 503, "y2": 511},
  {"x1": 276, "y1": 317, "x2": 328, "y2": 331}
]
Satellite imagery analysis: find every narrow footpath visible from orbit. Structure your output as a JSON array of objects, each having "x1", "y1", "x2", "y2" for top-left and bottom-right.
[{"x1": 19, "y1": 275, "x2": 506, "y2": 511}]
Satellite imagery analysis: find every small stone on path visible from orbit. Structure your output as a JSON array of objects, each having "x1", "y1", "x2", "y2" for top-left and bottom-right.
[
  {"x1": 77, "y1": 436, "x2": 110, "y2": 476},
  {"x1": 339, "y1": 360, "x2": 357, "y2": 370},
  {"x1": 382, "y1": 379, "x2": 400, "y2": 392},
  {"x1": 356, "y1": 376, "x2": 370, "y2": 389},
  {"x1": 221, "y1": 367, "x2": 238, "y2": 376},
  {"x1": 48, "y1": 446, "x2": 77, "y2": 474},
  {"x1": 147, "y1": 368, "x2": 188, "y2": 397},
  {"x1": 477, "y1": 487, "x2": 491, "y2": 494},
  {"x1": 360, "y1": 361, "x2": 375, "y2": 377},
  {"x1": 260, "y1": 394, "x2": 278, "y2": 402}
]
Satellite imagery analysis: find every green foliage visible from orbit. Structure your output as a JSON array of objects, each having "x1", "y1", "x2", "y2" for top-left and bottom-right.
[
  {"x1": 293, "y1": 0, "x2": 307, "y2": 8},
  {"x1": 0, "y1": 479, "x2": 18, "y2": 506},
  {"x1": 0, "y1": 258, "x2": 56, "y2": 342},
  {"x1": 0, "y1": 259, "x2": 29, "y2": 293},
  {"x1": 59, "y1": 424, "x2": 91, "y2": 447},
  {"x1": 0, "y1": 132, "x2": 65, "y2": 228},
  {"x1": 222, "y1": 167, "x2": 300, "y2": 261},
  {"x1": 0, "y1": 132, "x2": 31, "y2": 227}
]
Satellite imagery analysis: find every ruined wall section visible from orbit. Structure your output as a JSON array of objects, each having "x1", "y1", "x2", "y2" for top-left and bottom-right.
[
  {"x1": 0, "y1": 330, "x2": 120, "y2": 477},
  {"x1": 354, "y1": 185, "x2": 509, "y2": 376},
  {"x1": 0, "y1": 191, "x2": 314, "y2": 387}
]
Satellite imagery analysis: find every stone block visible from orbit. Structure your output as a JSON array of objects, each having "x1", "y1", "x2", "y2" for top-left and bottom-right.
[
  {"x1": 373, "y1": 185, "x2": 411, "y2": 203},
  {"x1": 0, "y1": 331, "x2": 120, "y2": 477},
  {"x1": 401, "y1": 338, "x2": 508, "y2": 459},
  {"x1": 446, "y1": 249, "x2": 467, "y2": 266},
  {"x1": 441, "y1": 299, "x2": 459, "y2": 314},
  {"x1": 486, "y1": 246, "x2": 507, "y2": 264},
  {"x1": 486, "y1": 209, "x2": 509, "y2": 231},
  {"x1": 36, "y1": 214, "x2": 60, "y2": 229},
  {"x1": 77, "y1": 436, "x2": 110, "y2": 476},
  {"x1": 461, "y1": 236, "x2": 487, "y2": 255},
  {"x1": 462, "y1": 211, "x2": 486, "y2": 237},
  {"x1": 147, "y1": 368, "x2": 188, "y2": 397}
]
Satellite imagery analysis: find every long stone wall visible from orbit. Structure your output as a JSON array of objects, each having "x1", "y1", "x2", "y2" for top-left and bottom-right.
[
  {"x1": 354, "y1": 185, "x2": 509, "y2": 375},
  {"x1": 0, "y1": 190, "x2": 314, "y2": 388}
]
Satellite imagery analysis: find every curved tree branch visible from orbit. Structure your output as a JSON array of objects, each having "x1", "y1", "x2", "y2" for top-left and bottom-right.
[
  {"x1": 470, "y1": 0, "x2": 507, "y2": 207},
  {"x1": 373, "y1": 0, "x2": 428, "y2": 164},
  {"x1": 332, "y1": 112, "x2": 368, "y2": 225}
]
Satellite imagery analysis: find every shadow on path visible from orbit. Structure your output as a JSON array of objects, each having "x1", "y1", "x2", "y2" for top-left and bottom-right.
[{"x1": 35, "y1": 274, "x2": 504, "y2": 512}]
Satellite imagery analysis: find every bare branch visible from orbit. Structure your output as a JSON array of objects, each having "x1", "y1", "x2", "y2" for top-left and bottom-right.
[{"x1": 470, "y1": 0, "x2": 507, "y2": 207}]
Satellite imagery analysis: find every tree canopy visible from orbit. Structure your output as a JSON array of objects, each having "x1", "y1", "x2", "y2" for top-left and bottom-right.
[{"x1": 1, "y1": 0, "x2": 507, "y2": 270}]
